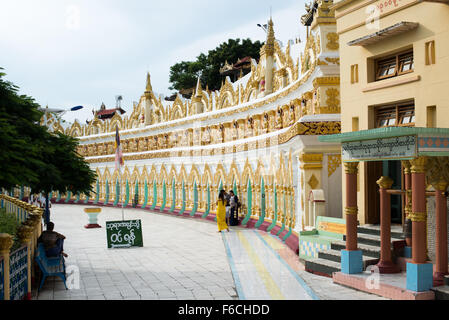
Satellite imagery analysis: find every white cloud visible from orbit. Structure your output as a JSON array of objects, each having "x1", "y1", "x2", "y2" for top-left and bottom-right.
[{"x1": 0, "y1": 0, "x2": 307, "y2": 125}]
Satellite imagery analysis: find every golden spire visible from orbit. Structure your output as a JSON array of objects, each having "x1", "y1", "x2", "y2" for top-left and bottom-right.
[
  {"x1": 266, "y1": 18, "x2": 275, "y2": 56},
  {"x1": 145, "y1": 72, "x2": 153, "y2": 93},
  {"x1": 195, "y1": 77, "x2": 203, "y2": 97}
]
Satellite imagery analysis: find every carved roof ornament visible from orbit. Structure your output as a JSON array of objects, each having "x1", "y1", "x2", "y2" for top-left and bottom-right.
[
  {"x1": 195, "y1": 77, "x2": 203, "y2": 98},
  {"x1": 265, "y1": 18, "x2": 275, "y2": 56},
  {"x1": 146, "y1": 72, "x2": 153, "y2": 93}
]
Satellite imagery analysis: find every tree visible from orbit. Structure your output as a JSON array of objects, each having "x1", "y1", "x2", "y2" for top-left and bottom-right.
[
  {"x1": 169, "y1": 38, "x2": 263, "y2": 93},
  {"x1": 0, "y1": 68, "x2": 97, "y2": 222}
]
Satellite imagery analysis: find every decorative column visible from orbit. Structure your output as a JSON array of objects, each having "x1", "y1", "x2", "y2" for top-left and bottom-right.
[
  {"x1": 341, "y1": 162, "x2": 363, "y2": 274},
  {"x1": 17, "y1": 226, "x2": 34, "y2": 300},
  {"x1": 376, "y1": 176, "x2": 400, "y2": 273},
  {"x1": 407, "y1": 157, "x2": 433, "y2": 292},
  {"x1": 0, "y1": 234, "x2": 13, "y2": 300},
  {"x1": 433, "y1": 180, "x2": 448, "y2": 286},
  {"x1": 402, "y1": 160, "x2": 413, "y2": 258}
]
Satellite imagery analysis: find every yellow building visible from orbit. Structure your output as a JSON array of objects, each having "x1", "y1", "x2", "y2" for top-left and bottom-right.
[
  {"x1": 334, "y1": 0, "x2": 449, "y2": 226},
  {"x1": 318, "y1": 0, "x2": 449, "y2": 297}
]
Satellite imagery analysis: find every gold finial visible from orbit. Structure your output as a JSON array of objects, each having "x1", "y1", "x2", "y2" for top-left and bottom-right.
[
  {"x1": 266, "y1": 18, "x2": 275, "y2": 56},
  {"x1": 377, "y1": 176, "x2": 394, "y2": 190},
  {"x1": 145, "y1": 72, "x2": 153, "y2": 92},
  {"x1": 195, "y1": 77, "x2": 203, "y2": 97}
]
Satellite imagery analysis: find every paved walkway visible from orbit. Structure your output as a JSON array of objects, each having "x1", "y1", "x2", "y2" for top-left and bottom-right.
[
  {"x1": 34, "y1": 205, "x2": 237, "y2": 300},
  {"x1": 34, "y1": 204, "x2": 386, "y2": 300}
]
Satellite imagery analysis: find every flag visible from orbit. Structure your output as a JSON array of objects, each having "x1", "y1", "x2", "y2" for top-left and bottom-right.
[{"x1": 115, "y1": 126, "x2": 124, "y2": 169}]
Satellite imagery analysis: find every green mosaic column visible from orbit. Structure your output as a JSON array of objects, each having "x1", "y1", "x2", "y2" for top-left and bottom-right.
[
  {"x1": 84, "y1": 192, "x2": 90, "y2": 204},
  {"x1": 123, "y1": 180, "x2": 130, "y2": 207},
  {"x1": 151, "y1": 180, "x2": 157, "y2": 210},
  {"x1": 132, "y1": 181, "x2": 139, "y2": 207},
  {"x1": 169, "y1": 179, "x2": 176, "y2": 213},
  {"x1": 202, "y1": 183, "x2": 211, "y2": 219},
  {"x1": 141, "y1": 180, "x2": 148, "y2": 209},
  {"x1": 277, "y1": 188, "x2": 287, "y2": 236},
  {"x1": 267, "y1": 185, "x2": 278, "y2": 232},
  {"x1": 93, "y1": 180, "x2": 100, "y2": 204},
  {"x1": 179, "y1": 181, "x2": 186, "y2": 215},
  {"x1": 64, "y1": 191, "x2": 72, "y2": 203},
  {"x1": 160, "y1": 181, "x2": 167, "y2": 212},
  {"x1": 242, "y1": 180, "x2": 252, "y2": 226},
  {"x1": 190, "y1": 181, "x2": 198, "y2": 217},
  {"x1": 113, "y1": 179, "x2": 120, "y2": 207},
  {"x1": 255, "y1": 178, "x2": 266, "y2": 228},
  {"x1": 74, "y1": 192, "x2": 80, "y2": 204}
]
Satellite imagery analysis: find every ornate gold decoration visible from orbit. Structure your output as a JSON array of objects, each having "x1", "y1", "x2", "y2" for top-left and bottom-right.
[
  {"x1": 17, "y1": 225, "x2": 34, "y2": 244},
  {"x1": 325, "y1": 57, "x2": 340, "y2": 65},
  {"x1": 410, "y1": 157, "x2": 427, "y2": 174},
  {"x1": 328, "y1": 155, "x2": 342, "y2": 177},
  {"x1": 345, "y1": 207, "x2": 358, "y2": 216},
  {"x1": 402, "y1": 160, "x2": 411, "y2": 174},
  {"x1": 377, "y1": 176, "x2": 394, "y2": 189},
  {"x1": 325, "y1": 88, "x2": 340, "y2": 111},
  {"x1": 326, "y1": 32, "x2": 339, "y2": 51},
  {"x1": 0, "y1": 233, "x2": 14, "y2": 253},
  {"x1": 409, "y1": 211, "x2": 427, "y2": 223},
  {"x1": 308, "y1": 174, "x2": 319, "y2": 190},
  {"x1": 344, "y1": 162, "x2": 359, "y2": 175}
]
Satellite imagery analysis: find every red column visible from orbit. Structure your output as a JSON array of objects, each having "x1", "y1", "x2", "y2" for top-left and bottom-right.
[
  {"x1": 376, "y1": 176, "x2": 400, "y2": 273},
  {"x1": 433, "y1": 181, "x2": 448, "y2": 286},
  {"x1": 344, "y1": 162, "x2": 359, "y2": 251},
  {"x1": 410, "y1": 157, "x2": 428, "y2": 264}
]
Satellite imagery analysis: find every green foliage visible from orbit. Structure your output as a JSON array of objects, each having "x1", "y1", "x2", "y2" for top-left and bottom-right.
[
  {"x1": 0, "y1": 208, "x2": 20, "y2": 235},
  {"x1": 0, "y1": 69, "x2": 48, "y2": 190},
  {"x1": 169, "y1": 38, "x2": 263, "y2": 92},
  {"x1": 0, "y1": 68, "x2": 97, "y2": 196}
]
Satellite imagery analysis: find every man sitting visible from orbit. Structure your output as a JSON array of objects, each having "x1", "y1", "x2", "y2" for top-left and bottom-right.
[{"x1": 37, "y1": 222, "x2": 68, "y2": 258}]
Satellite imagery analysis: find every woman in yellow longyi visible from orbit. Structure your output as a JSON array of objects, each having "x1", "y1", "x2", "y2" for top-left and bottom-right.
[{"x1": 217, "y1": 190, "x2": 230, "y2": 233}]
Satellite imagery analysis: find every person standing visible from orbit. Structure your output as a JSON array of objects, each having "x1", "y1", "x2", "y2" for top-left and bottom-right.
[
  {"x1": 229, "y1": 190, "x2": 239, "y2": 226},
  {"x1": 225, "y1": 191, "x2": 231, "y2": 226},
  {"x1": 217, "y1": 190, "x2": 230, "y2": 233}
]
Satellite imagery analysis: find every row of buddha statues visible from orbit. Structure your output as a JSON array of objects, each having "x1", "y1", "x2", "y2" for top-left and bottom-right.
[{"x1": 78, "y1": 100, "x2": 307, "y2": 158}]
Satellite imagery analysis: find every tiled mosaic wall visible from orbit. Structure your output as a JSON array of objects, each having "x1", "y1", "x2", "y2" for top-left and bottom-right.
[{"x1": 426, "y1": 197, "x2": 449, "y2": 263}]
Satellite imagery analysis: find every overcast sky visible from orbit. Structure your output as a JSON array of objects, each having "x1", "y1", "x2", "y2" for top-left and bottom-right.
[{"x1": 0, "y1": 0, "x2": 307, "y2": 124}]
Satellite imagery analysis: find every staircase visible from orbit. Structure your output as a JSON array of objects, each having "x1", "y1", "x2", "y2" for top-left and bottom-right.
[{"x1": 305, "y1": 225, "x2": 404, "y2": 277}]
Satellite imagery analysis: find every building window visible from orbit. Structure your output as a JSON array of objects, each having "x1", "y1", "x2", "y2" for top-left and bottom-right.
[
  {"x1": 425, "y1": 41, "x2": 436, "y2": 65},
  {"x1": 427, "y1": 106, "x2": 436, "y2": 128},
  {"x1": 351, "y1": 64, "x2": 359, "y2": 84},
  {"x1": 375, "y1": 102, "x2": 415, "y2": 128},
  {"x1": 375, "y1": 49, "x2": 414, "y2": 81}
]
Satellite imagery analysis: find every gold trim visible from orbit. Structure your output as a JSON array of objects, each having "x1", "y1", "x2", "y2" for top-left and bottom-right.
[
  {"x1": 410, "y1": 157, "x2": 427, "y2": 174},
  {"x1": 344, "y1": 162, "x2": 359, "y2": 175},
  {"x1": 409, "y1": 211, "x2": 427, "y2": 223},
  {"x1": 376, "y1": 176, "x2": 394, "y2": 189},
  {"x1": 345, "y1": 207, "x2": 358, "y2": 215}
]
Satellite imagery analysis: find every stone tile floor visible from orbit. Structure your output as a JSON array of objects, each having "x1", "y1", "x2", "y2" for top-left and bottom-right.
[{"x1": 33, "y1": 204, "x2": 387, "y2": 300}]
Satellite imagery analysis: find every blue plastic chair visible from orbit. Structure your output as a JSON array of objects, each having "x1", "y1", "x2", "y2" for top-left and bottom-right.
[{"x1": 35, "y1": 243, "x2": 67, "y2": 292}]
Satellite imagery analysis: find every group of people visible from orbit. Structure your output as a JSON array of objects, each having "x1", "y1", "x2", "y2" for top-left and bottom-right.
[
  {"x1": 28, "y1": 194, "x2": 51, "y2": 209},
  {"x1": 216, "y1": 190, "x2": 240, "y2": 233}
]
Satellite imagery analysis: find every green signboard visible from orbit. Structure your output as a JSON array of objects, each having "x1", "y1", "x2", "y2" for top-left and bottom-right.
[{"x1": 106, "y1": 220, "x2": 143, "y2": 249}]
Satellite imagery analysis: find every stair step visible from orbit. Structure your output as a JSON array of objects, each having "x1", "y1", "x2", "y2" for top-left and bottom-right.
[
  {"x1": 343, "y1": 233, "x2": 404, "y2": 247},
  {"x1": 318, "y1": 249, "x2": 379, "y2": 267},
  {"x1": 305, "y1": 258, "x2": 340, "y2": 276},
  {"x1": 331, "y1": 240, "x2": 381, "y2": 258},
  {"x1": 357, "y1": 225, "x2": 404, "y2": 239},
  {"x1": 433, "y1": 286, "x2": 449, "y2": 300}
]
